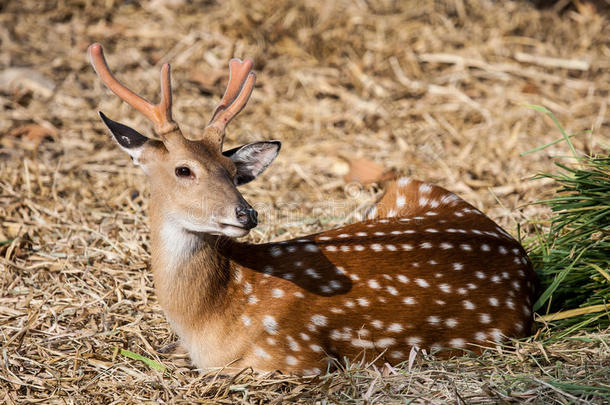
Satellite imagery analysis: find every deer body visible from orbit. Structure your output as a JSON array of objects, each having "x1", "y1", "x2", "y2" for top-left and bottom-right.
[{"x1": 89, "y1": 44, "x2": 537, "y2": 375}]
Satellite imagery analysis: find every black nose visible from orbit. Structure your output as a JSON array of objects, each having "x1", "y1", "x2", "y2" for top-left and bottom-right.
[{"x1": 235, "y1": 205, "x2": 258, "y2": 229}]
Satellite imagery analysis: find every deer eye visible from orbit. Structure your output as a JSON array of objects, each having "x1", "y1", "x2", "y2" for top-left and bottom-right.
[{"x1": 175, "y1": 166, "x2": 193, "y2": 178}]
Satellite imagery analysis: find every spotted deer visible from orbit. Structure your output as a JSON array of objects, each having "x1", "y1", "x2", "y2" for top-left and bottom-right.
[{"x1": 89, "y1": 43, "x2": 537, "y2": 375}]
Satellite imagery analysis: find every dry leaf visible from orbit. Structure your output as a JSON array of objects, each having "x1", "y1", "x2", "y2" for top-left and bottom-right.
[
  {"x1": 189, "y1": 69, "x2": 227, "y2": 93},
  {"x1": 4, "y1": 124, "x2": 57, "y2": 151},
  {"x1": 343, "y1": 158, "x2": 397, "y2": 185},
  {"x1": 344, "y1": 158, "x2": 385, "y2": 184}
]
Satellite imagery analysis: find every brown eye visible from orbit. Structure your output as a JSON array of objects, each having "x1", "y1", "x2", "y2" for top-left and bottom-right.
[{"x1": 175, "y1": 166, "x2": 193, "y2": 178}]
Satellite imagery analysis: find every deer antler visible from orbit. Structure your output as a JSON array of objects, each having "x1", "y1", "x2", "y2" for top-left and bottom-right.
[
  {"x1": 204, "y1": 58, "x2": 256, "y2": 146},
  {"x1": 88, "y1": 43, "x2": 179, "y2": 137}
]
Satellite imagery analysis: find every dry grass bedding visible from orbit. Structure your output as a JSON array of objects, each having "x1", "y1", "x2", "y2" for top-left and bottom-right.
[{"x1": 1, "y1": 0, "x2": 609, "y2": 403}]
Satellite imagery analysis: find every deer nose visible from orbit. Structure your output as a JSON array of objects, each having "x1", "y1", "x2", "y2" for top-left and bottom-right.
[{"x1": 235, "y1": 205, "x2": 258, "y2": 229}]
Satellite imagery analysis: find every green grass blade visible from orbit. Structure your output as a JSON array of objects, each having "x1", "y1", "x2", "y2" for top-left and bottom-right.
[
  {"x1": 119, "y1": 348, "x2": 166, "y2": 371},
  {"x1": 523, "y1": 104, "x2": 577, "y2": 155}
]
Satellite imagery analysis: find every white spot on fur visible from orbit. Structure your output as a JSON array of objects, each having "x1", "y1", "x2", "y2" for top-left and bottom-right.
[
  {"x1": 310, "y1": 344, "x2": 323, "y2": 353},
  {"x1": 357, "y1": 298, "x2": 370, "y2": 307},
  {"x1": 262, "y1": 315, "x2": 278, "y2": 335},
  {"x1": 387, "y1": 323, "x2": 403, "y2": 333},
  {"x1": 272, "y1": 288, "x2": 284, "y2": 298},
  {"x1": 391, "y1": 351, "x2": 404, "y2": 359},
  {"x1": 243, "y1": 282, "x2": 253, "y2": 294},
  {"x1": 407, "y1": 336, "x2": 422, "y2": 346},
  {"x1": 305, "y1": 268, "x2": 320, "y2": 279},
  {"x1": 449, "y1": 338, "x2": 465, "y2": 348},
  {"x1": 415, "y1": 279, "x2": 429, "y2": 288},
  {"x1": 376, "y1": 338, "x2": 396, "y2": 348},
  {"x1": 254, "y1": 346, "x2": 271, "y2": 359},
  {"x1": 463, "y1": 300, "x2": 475, "y2": 310},
  {"x1": 311, "y1": 315, "x2": 328, "y2": 327},
  {"x1": 396, "y1": 195, "x2": 406, "y2": 208},
  {"x1": 427, "y1": 316, "x2": 440, "y2": 325},
  {"x1": 490, "y1": 328, "x2": 503, "y2": 342},
  {"x1": 479, "y1": 313, "x2": 492, "y2": 324},
  {"x1": 398, "y1": 177, "x2": 410, "y2": 187},
  {"x1": 419, "y1": 183, "x2": 432, "y2": 193},
  {"x1": 351, "y1": 338, "x2": 374, "y2": 349},
  {"x1": 287, "y1": 336, "x2": 300, "y2": 351}
]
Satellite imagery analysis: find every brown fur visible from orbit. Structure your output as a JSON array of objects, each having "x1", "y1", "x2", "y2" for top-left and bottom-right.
[{"x1": 148, "y1": 177, "x2": 537, "y2": 374}]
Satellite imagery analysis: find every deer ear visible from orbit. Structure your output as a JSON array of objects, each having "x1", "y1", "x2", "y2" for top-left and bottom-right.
[
  {"x1": 99, "y1": 111, "x2": 150, "y2": 165},
  {"x1": 223, "y1": 141, "x2": 281, "y2": 186}
]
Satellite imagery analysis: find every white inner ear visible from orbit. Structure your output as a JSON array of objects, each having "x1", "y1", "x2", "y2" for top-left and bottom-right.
[
  {"x1": 236, "y1": 144, "x2": 277, "y2": 176},
  {"x1": 119, "y1": 144, "x2": 144, "y2": 167}
]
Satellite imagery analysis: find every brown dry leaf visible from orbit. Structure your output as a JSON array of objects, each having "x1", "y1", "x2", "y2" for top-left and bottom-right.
[
  {"x1": 189, "y1": 69, "x2": 227, "y2": 93},
  {"x1": 4, "y1": 124, "x2": 57, "y2": 151},
  {"x1": 344, "y1": 158, "x2": 397, "y2": 185},
  {"x1": 521, "y1": 82, "x2": 539, "y2": 94},
  {"x1": 344, "y1": 158, "x2": 385, "y2": 185}
]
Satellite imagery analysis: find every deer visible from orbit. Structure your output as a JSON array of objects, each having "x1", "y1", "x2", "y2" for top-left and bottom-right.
[{"x1": 88, "y1": 43, "x2": 538, "y2": 376}]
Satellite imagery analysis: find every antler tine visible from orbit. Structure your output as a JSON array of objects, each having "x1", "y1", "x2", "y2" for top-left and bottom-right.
[
  {"x1": 88, "y1": 43, "x2": 178, "y2": 137},
  {"x1": 207, "y1": 58, "x2": 256, "y2": 141}
]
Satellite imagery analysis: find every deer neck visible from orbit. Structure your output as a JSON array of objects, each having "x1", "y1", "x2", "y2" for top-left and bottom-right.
[{"x1": 148, "y1": 202, "x2": 235, "y2": 331}]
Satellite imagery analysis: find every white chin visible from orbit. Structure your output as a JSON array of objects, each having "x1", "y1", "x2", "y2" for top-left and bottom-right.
[{"x1": 219, "y1": 224, "x2": 250, "y2": 238}]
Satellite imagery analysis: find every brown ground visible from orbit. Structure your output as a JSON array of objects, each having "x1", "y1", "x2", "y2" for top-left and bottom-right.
[{"x1": 1, "y1": 0, "x2": 609, "y2": 403}]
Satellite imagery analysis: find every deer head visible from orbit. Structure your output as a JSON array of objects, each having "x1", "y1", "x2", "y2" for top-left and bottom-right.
[{"x1": 89, "y1": 43, "x2": 280, "y2": 237}]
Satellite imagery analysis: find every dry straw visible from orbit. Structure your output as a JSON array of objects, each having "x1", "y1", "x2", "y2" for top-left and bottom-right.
[{"x1": 1, "y1": 0, "x2": 609, "y2": 402}]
